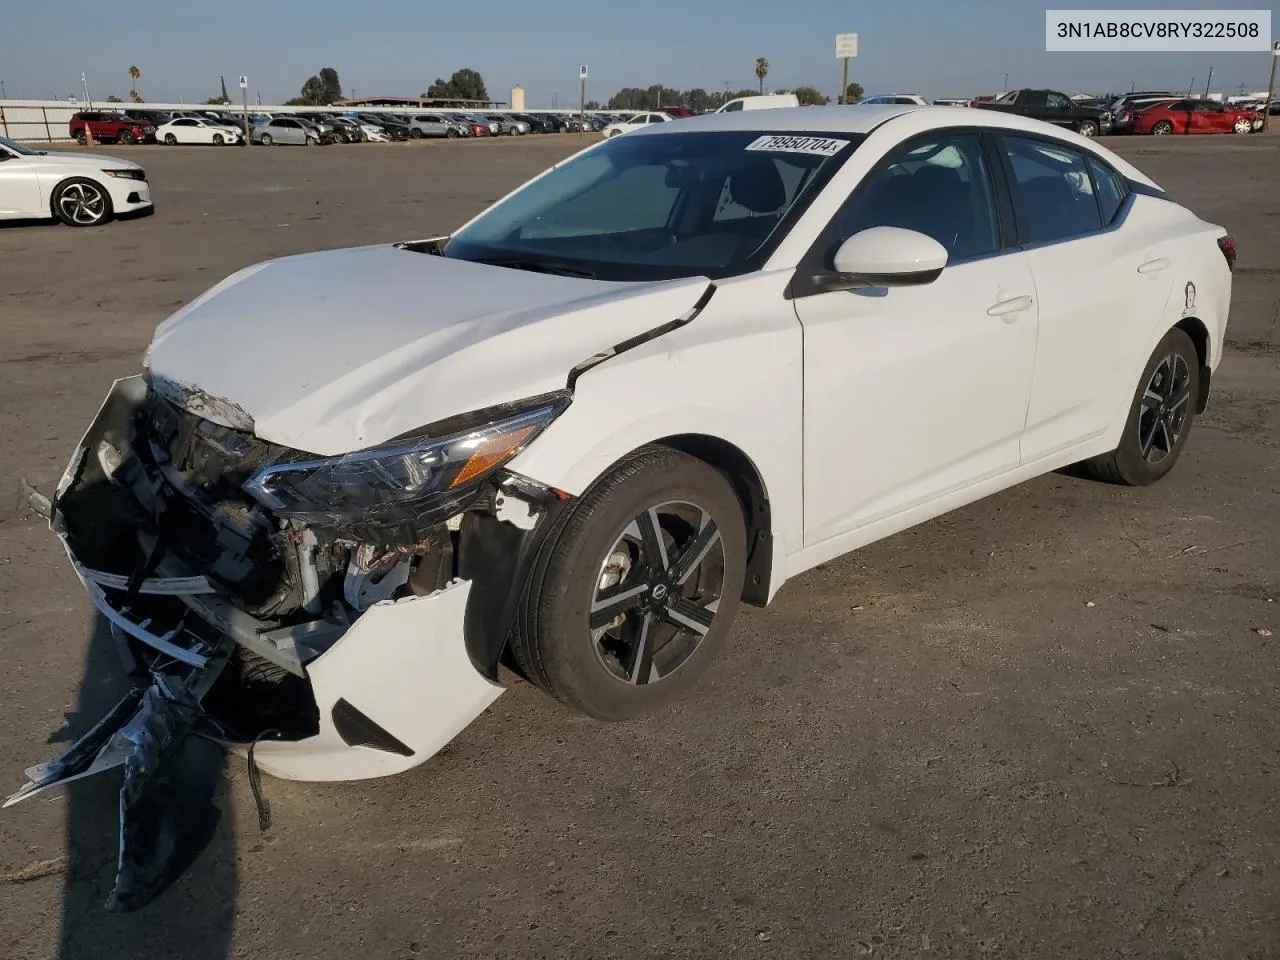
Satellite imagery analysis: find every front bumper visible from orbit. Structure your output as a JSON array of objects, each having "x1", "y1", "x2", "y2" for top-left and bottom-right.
[{"x1": 104, "y1": 178, "x2": 153, "y2": 214}]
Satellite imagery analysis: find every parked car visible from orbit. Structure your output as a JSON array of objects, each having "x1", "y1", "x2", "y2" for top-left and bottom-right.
[
  {"x1": 252, "y1": 116, "x2": 321, "y2": 146},
  {"x1": 1133, "y1": 99, "x2": 1261, "y2": 135},
  {"x1": 483, "y1": 114, "x2": 527, "y2": 135},
  {"x1": 409, "y1": 115, "x2": 458, "y2": 139},
  {"x1": 857, "y1": 94, "x2": 928, "y2": 105},
  {"x1": 973, "y1": 89, "x2": 1111, "y2": 137},
  {"x1": 327, "y1": 117, "x2": 366, "y2": 143},
  {"x1": 447, "y1": 114, "x2": 490, "y2": 136},
  {"x1": 714, "y1": 93, "x2": 800, "y2": 113},
  {"x1": 0, "y1": 134, "x2": 152, "y2": 226},
  {"x1": 11, "y1": 109, "x2": 1234, "y2": 914},
  {"x1": 464, "y1": 115, "x2": 501, "y2": 136},
  {"x1": 68, "y1": 111, "x2": 157, "y2": 145},
  {"x1": 356, "y1": 114, "x2": 410, "y2": 140},
  {"x1": 156, "y1": 116, "x2": 244, "y2": 146},
  {"x1": 601, "y1": 112, "x2": 673, "y2": 137},
  {"x1": 513, "y1": 113, "x2": 555, "y2": 133},
  {"x1": 1108, "y1": 93, "x2": 1181, "y2": 134},
  {"x1": 932, "y1": 99, "x2": 971, "y2": 107}
]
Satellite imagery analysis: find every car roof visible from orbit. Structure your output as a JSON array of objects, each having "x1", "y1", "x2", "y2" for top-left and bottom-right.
[{"x1": 622, "y1": 104, "x2": 1029, "y2": 136}]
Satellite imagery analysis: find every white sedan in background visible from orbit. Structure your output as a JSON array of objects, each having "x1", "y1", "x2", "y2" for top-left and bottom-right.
[
  {"x1": 0, "y1": 135, "x2": 152, "y2": 225},
  {"x1": 601, "y1": 111, "x2": 673, "y2": 137},
  {"x1": 10, "y1": 108, "x2": 1233, "y2": 907},
  {"x1": 155, "y1": 116, "x2": 244, "y2": 145}
]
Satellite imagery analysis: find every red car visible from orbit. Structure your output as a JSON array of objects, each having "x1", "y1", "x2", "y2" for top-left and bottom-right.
[
  {"x1": 1133, "y1": 98, "x2": 1260, "y2": 136},
  {"x1": 69, "y1": 111, "x2": 157, "y2": 145}
]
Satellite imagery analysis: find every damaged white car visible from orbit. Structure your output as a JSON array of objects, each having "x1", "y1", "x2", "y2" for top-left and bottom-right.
[{"x1": 11, "y1": 106, "x2": 1232, "y2": 907}]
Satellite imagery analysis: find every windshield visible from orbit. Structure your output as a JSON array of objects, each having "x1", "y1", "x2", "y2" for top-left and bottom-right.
[
  {"x1": 444, "y1": 129, "x2": 861, "y2": 281},
  {"x1": 0, "y1": 135, "x2": 41, "y2": 156}
]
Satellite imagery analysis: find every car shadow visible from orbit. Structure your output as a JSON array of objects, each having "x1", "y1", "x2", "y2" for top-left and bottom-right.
[{"x1": 56, "y1": 614, "x2": 236, "y2": 960}]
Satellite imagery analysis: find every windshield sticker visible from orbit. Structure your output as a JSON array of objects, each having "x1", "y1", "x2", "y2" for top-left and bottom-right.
[{"x1": 744, "y1": 135, "x2": 849, "y2": 157}]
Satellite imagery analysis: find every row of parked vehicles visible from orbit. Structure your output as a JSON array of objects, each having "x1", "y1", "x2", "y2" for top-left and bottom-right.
[{"x1": 67, "y1": 108, "x2": 631, "y2": 147}]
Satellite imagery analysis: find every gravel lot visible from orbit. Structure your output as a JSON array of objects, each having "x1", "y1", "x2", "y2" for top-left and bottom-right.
[{"x1": 1, "y1": 133, "x2": 1277, "y2": 960}]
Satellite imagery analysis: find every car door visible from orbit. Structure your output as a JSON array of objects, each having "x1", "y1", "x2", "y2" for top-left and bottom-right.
[
  {"x1": 999, "y1": 134, "x2": 1175, "y2": 460},
  {"x1": 174, "y1": 118, "x2": 199, "y2": 143},
  {"x1": 0, "y1": 146, "x2": 42, "y2": 217},
  {"x1": 1044, "y1": 91, "x2": 1075, "y2": 126},
  {"x1": 791, "y1": 131, "x2": 1039, "y2": 544}
]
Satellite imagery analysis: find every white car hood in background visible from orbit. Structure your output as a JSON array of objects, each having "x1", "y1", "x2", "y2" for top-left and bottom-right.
[{"x1": 145, "y1": 245, "x2": 711, "y2": 455}]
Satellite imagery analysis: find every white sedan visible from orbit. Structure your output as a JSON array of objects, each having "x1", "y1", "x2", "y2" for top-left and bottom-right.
[
  {"x1": 156, "y1": 116, "x2": 244, "y2": 145},
  {"x1": 601, "y1": 111, "x2": 673, "y2": 137},
  {"x1": 0, "y1": 135, "x2": 152, "y2": 226},
  {"x1": 10, "y1": 108, "x2": 1232, "y2": 892}
]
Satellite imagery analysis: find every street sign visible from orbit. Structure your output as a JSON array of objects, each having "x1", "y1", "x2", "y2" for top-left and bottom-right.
[
  {"x1": 835, "y1": 33, "x2": 859, "y2": 59},
  {"x1": 239, "y1": 76, "x2": 248, "y2": 88},
  {"x1": 579, "y1": 64, "x2": 588, "y2": 79}
]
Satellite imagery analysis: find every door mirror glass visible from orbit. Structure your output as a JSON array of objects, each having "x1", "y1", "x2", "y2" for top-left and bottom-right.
[{"x1": 832, "y1": 227, "x2": 948, "y2": 286}]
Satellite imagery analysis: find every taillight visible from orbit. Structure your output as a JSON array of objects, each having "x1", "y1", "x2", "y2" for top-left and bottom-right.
[{"x1": 1218, "y1": 235, "x2": 1236, "y2": 271}]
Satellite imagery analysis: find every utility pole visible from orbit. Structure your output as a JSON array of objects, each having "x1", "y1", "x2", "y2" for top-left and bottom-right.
[
  {"x1": 1187, "y1": 77, "x2": 1195, "y2": 96},
  {"x1": 0, "y1": 80, "x2": 6, "y2": 99},
  {"x1": 81, "y1": 71, "x2": 92, "y2": 109},
  {"x1": 1204, "y1": 65, "x2": 1214, "y2": 98},
  {"x1": 1003, "y1": 72, "x2": 1009, "y2": 92},
  {"x1": 1263, "y1": 42, "x2": 1280, "y2": 133}
]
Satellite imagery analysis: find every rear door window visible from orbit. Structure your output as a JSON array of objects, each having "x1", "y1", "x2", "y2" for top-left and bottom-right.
[{"x1": 1001, "y1": 136, "x2": 1103, "y2": 244}]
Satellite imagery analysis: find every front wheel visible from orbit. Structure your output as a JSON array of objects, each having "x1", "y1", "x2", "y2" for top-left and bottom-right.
[
  {"x1": 1083, "y1": 328, "x2": 1199, "y2": 485},
  {"x1": 446, "y1": 128, "x2": 458, "y2": 139},
  {"x1": 1152, "y1": 120, "x2": 1173, "y2": 136},
  {"x1": 212, "y1": 133, "x2": 225, "y2": 145},
  {"x1": 117, "y1": 130, "x2": 135, "y2": 145},
  {"x1": 53, "y1": 177, "x2": 114, "y2": 227},
  {"x1": 1076, "y1": 120, "x2": 1098, "y2": 138},
  {"x1": 1233, "y1": 118, "x2": 1252, "y2": 134},
  {"x1": 511, "y1": 446, "x2": 747, "y2": 721}
]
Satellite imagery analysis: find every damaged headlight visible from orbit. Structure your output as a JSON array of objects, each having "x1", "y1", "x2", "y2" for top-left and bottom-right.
[{"x1": 242, "y1": 393, "x2": 569, "y2": 525}]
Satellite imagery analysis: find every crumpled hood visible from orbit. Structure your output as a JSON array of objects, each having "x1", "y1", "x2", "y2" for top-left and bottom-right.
[{"x1": 145, "y1": 244, "x2": 711, "y2": 455}]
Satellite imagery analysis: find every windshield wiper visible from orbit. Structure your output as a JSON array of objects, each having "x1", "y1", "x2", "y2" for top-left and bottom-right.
[{"x1": 473, "y1": 257, "x2": 597, "y2": 279}]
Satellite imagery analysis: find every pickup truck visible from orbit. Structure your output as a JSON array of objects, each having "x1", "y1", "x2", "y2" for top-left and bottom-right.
[{"x1": 973, "y1": 89, "x2": 1111, "y2": 137}]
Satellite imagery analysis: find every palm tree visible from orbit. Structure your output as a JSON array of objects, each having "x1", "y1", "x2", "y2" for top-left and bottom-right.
[
  {"x1": 755, "y1": 58, "x2": 769, "y2": 94},
  {"x1": 128, "y1": 65, "x2": 140, "y2": 98}
]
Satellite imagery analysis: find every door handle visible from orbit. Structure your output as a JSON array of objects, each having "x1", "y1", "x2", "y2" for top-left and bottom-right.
[
  {"x1": 987, "y1": 295, "x2": 1034, "y2": 319},
  {"x1": 1138, "y1": 258, "x2": 1170, "y2": 274}
]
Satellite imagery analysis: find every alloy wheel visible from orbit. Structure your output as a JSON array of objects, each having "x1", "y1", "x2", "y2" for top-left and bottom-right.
[
  {"x1": 589, "y1": 501, "x2": 725, "y2": 685},
  {"x1": 1138, "y1": 353, "x2": 1192, "y2": 464},
  {"x1": 58, "y1": 182, "x2": 107, "y2": 225}
]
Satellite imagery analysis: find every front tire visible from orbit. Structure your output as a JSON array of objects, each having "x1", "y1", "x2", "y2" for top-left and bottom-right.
[
  {"x1": 512, "y1": 447, "x2": 748, "y2": 721},
  {"x1": 53, "y1": 177, "x2": 114, "y2": 227},
  {"x1": 212, "y1": 132, "x2": 225, "y2": 145},
  {"x1": 117, "y1": 130, "x2": 135, "y2": 145},
  {"x1": 1083, "y1": 328, "x2": 1199, "y2": 486},
  {"x1": 1233, "y1": 118, "x2": 1252, "y2": 134}
]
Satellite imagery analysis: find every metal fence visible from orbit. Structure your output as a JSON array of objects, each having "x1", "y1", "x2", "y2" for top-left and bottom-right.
[{"x1": 0, "y1": 99, "x2": 615, "y2": 143}]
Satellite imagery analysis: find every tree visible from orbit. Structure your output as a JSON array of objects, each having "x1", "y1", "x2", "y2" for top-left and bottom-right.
[
  {"x1": 318, "y1": 67, "x2": 342, "y2": 103},
  {"x1": 584, "y1": 100, "x2": 601, "y2": 110},
  {"x1": 755, "y1": 57, "x2": 769, "y2": 94},
  {"x1": 792, "y1": 85, "x2": 829, "y2": 106},
  {"x1": 426, "y1": 68, "x2": 489, "y2": 103},
  {"x1": 128, "y1": 65, "x2": 140, "y2": 99},
  {"x1": 204, "y1": 94, "x2": 231, "y2": 105},
  {"x1": 296, "y1": 67, "x2": 343, "y2": 106},
  {"x1": 106, "y1": 95, "x2": 123, "y2": 102},
  {"x1": 844, "y1": 81, "x2": 864, "y2": 103},
  {"x1": 683, "y1": 87, "x2": 715, "y2": 113}
]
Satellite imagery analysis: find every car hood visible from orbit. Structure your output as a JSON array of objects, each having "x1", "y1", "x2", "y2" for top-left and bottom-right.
[
  {"x1": 32, "y1": 151, "x2": 140, "y2": 168},
  {"x1": 144, "y1": 244, "x2": 712, "y2": 456}
]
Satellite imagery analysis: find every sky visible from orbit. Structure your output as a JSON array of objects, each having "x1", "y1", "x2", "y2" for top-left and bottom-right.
[{"x1": 1, "y1": 0, "x2": 1276, "y2": 105}]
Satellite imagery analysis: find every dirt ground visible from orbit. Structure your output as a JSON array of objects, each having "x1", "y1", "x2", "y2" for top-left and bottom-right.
[{"x1": 0, "y1": 132, "x2": 1277, "y2": 960}]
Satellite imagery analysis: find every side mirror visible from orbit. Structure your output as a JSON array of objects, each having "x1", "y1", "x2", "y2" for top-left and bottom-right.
[{"x1": 829, "y1": 227, "x2": 948, "y2": 288}]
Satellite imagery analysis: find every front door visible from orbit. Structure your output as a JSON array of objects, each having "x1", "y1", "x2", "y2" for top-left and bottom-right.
[
  {"x1": 0, "y1": 151, "x2": 39, "y2": 216},
  {"x1": 792, "y1": 131, "x2": 1039, "y2": 545}
]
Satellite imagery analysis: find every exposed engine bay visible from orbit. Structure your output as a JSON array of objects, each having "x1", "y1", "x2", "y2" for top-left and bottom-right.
[{"x1": 6, "y1": 375, "x2": 565, "y2": 911}]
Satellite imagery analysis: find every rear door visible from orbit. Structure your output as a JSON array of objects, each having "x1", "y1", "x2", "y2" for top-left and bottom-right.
[{"x1": 998, "y1": 134, "x2": 1175, "y2": 460}]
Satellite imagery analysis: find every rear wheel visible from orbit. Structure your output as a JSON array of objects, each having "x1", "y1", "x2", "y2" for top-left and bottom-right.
[
  {"x1": 259, "y1": 133, "x2": 273, "y2": 145},
  {"x1": 74, "y1": 130, "x2": 87, "y2": 145},
  {"x1": 409, "y1": 127, "x2": 423, "y2": 139},
  {"x1": 164, "y1": 133, "x2": 178, "y2": 145},
  {"x1": 1152, "y1": 120, "x2": 1173, "y2": 136},
  {"x1": 1083, "y1": 328, "x2": 1199, "y2": 486},
  {"x1": 1076, "y1": 120, "x2": 1098, "y2": 137},
  {"x1": 511, "y1": 447, "x2": 747, "y2": 722}
]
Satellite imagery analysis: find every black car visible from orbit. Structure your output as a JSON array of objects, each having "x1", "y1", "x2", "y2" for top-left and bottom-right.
[
  {"x1": 358, "y1": 113, "x2": 411, "y2": 140},
  {"x1": 513, "y1": 113, "x2": 555, "y2": 133},
  {"x1": 974, "y1": 89, "x2": 1112, "y2": 137}
]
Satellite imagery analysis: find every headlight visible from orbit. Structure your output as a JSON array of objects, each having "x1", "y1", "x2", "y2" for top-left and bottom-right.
[
  {"x1": 242, "y1": 393, "x2": 570, "y2": 525},
  {"x1": 103, "y1": 168, "x2": 146, "y2": 180}
]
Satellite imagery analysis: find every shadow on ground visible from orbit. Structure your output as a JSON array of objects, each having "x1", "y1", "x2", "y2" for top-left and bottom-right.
[{"x1": 55, "y1": 615, "x2": 236, "y2": 960}]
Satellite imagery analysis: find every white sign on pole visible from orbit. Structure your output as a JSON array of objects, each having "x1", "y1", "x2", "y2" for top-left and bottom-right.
[
  {"x1": 239, "y1": 76, "x2": 248, "y2": 88},
  {"x1": 835, "y1": 33, "x2": 859, "y2": 59},
  {"x1": 579, "y1": 64, "x2": 589, "y2": 79}
]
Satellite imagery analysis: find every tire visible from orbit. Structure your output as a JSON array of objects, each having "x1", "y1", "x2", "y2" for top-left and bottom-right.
[
  {"x1": 1083, "y1": 328, "x2": 1199, "y2": 486},
  {"x1": 117, "y1": 130, "x2": 135, "y2": 145},
  {"x1": 511, "y1": 446, "x2": 748, "y2": 722},
  {"x1": 446, "y1": 128, "x2": 458, "y2": 139},
  {"x1": 164, "y1": 133, "x2": 178, "y2": 145},
  {"x1": 74, "y1": 130, "x2": 87, "y2": 145},
  {"x1": 260, "y1": 133, "x2": 273, "y2": 145},
  {"x1": 304, "y1": 137, "x2": 316, "y2": 146},
  {"x1": 1076, "y1": 120, "x2": 1098, "y2": 138},
  {"x1": 607, "y1": 129, "x2": 620, "y2": 138},
  {"x1": 52, "y1": 177, "x2": 114, "y2": 227},
  {"x1": 1233, "y1": 118, "x2": 1252, "y2": 134},
  {"x1": 212, "y1": 133, "x2": 224, "y2": 145},
  {"x1": 409, "y1": 127, "x2": 423, "y2": 139},
  {"x1": 1152, "y1": 120, "x2": 1173, "y2": 136}
]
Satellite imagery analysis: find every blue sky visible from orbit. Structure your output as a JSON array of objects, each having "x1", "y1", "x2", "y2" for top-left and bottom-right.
[{"x1": 2, "y1": 0, "x2": 1275, "y2": 104}]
